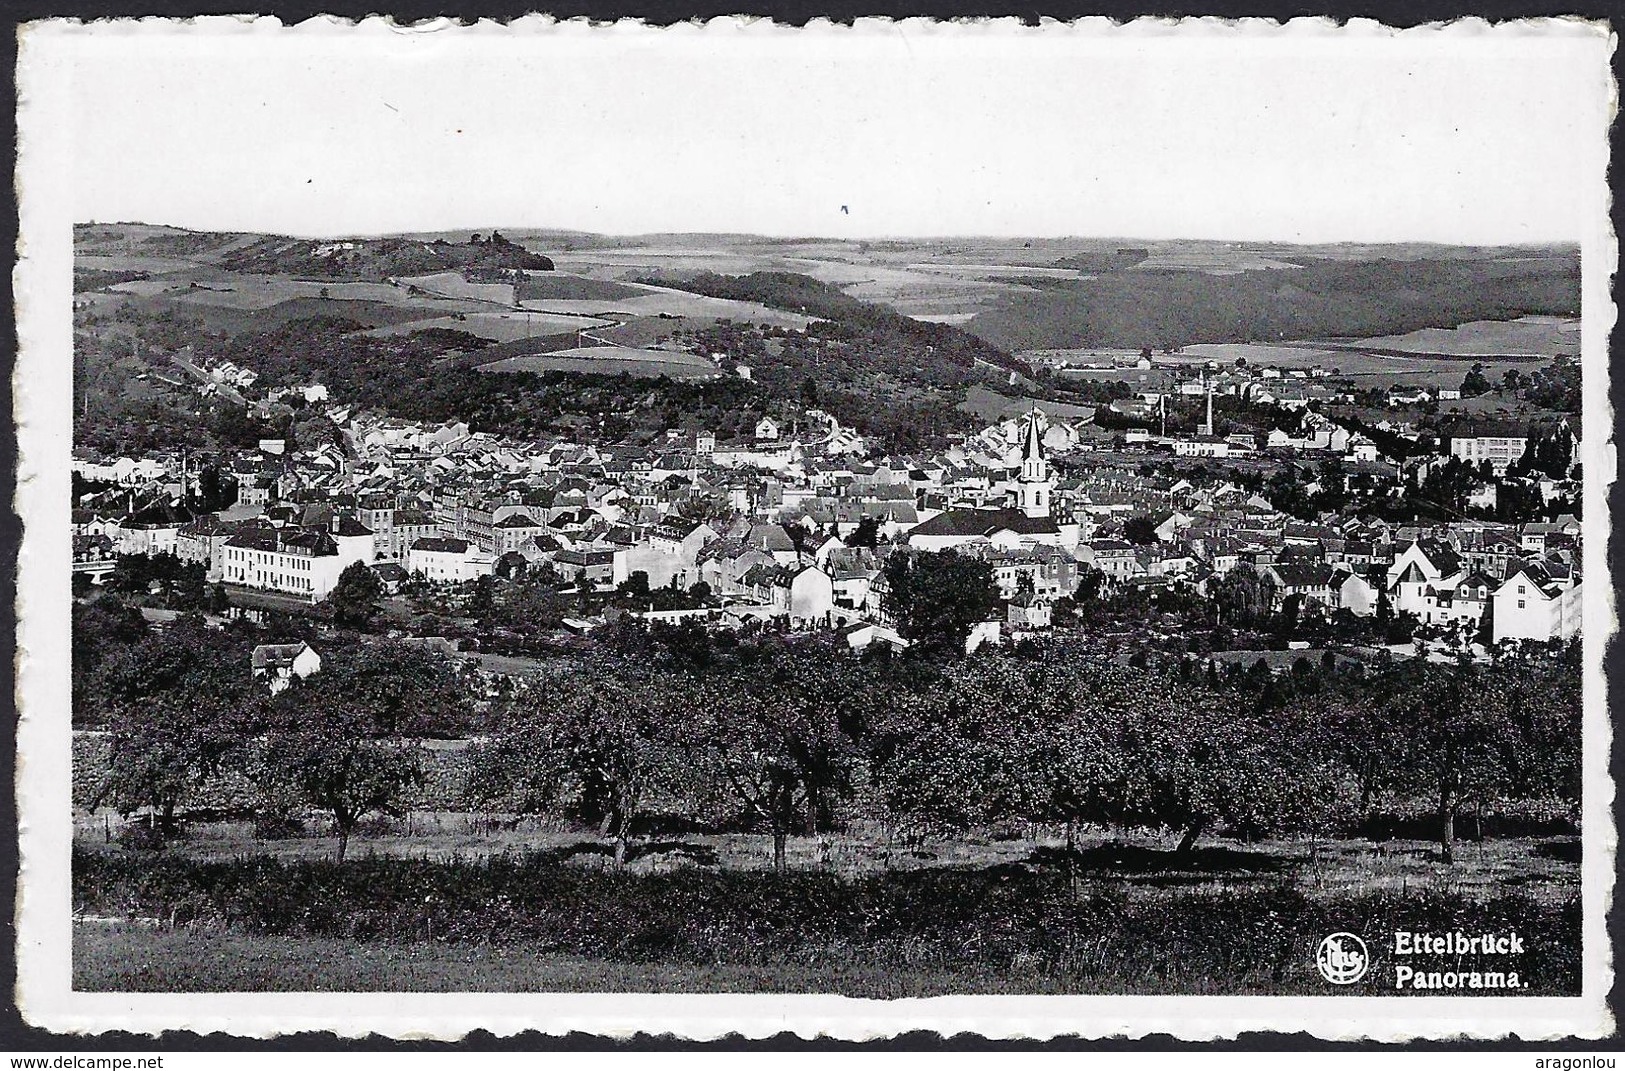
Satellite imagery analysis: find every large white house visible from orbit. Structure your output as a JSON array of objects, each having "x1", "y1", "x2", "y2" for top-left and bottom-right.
[
  {"x1": 1445, "y1": 421, "x2": 1530, "y2": 476},
  {"x1": 1386, "y1": 539, "x2": 1466, "y2": 615},
  {"x1": 407, "y1": 536, "x2": 496, "y2": 583},
  {"x1": 222, "y1": 518, "x2": 374, "y2": 601},
  {"x1": 1491, "y1": 561, "x2": 1582, "y2": 643}
]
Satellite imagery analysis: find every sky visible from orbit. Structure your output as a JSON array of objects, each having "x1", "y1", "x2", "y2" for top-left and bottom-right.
[{"x1": 35, "y1": 17, "x2": 1615, "y2": 243}]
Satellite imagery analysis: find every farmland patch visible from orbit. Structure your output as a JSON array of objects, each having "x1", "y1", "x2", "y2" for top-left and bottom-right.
[
  {"x1": 366, "y1": 311, "x2": 612, "y2": 343},
  {"x1": 396, "y1": 271, "x2": 516, "y2": 306},
  {"x1": 515, "y1": 275, "x2": 647, "y2": 302},
  {"x1": 1339, "y1": 317, "x2": 1580, "y2": 358},
  {"x1": 478, "y1": 345, "x2": 718, "y2": 380}
]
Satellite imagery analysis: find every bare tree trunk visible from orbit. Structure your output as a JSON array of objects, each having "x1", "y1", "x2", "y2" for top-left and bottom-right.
[
  {"x1": 1175, "y1": 818, "x2": 1207, "y2": 857},
  {"x1": 1065, "y1": 818, "x2": 1080, "y2": 902},
  {"x1": 613, "y1": 793, "x2": 631, "y2": 865},
  {"x1": 1439, "y1": 789, "x2": 1456, "y2": 864},
  {"x1": 337, "y1": 828, "x2": 349, "y2": 864},
  {"x1": 773, "y1": 830, "x2": 787, "y2": 873}
]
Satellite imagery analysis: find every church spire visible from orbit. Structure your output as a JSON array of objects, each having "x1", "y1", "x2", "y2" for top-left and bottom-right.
[
  {"x1": 1015, "y1": 408, "x2": 1052, "y2": 519},
  {"x1": 1021, "y1": 406, "x2": 1045, "y2": 463}
]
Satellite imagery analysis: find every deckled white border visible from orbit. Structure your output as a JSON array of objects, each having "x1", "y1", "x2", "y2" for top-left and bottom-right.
[{"x1": 13, "y1": 14, "x2": 1618, "y2": 1042}]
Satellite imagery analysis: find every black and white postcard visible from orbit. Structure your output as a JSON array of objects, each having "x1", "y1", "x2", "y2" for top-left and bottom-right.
[{"x1": 12, "y1": 16, "x2": 1616, "y2": 1041}]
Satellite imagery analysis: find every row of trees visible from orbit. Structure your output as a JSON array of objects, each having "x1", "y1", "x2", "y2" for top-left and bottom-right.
[
  {"x1": 469, "y1": 633, "x2": 1580, "y2": 870},
  {"x1": 81, "y1": 593, "x2": 1581, "y2": 871},
  {"x1": 88, "y1": 617, "x2": 468, "y2": 863}
]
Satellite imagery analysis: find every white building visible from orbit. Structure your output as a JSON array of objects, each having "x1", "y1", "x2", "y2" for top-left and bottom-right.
[
  {"x1": 407, "y1": 537, "x2": 496, "y2": 583},
  {"x1": 1490, "y1": 562, "x2": 1582, "y2": 643},
  {"x1": 222, "y1": 520, "x2": 374, "y2": 601},
  {"x1": 251, "y1": 642, "x2": 322, "y2": 696}
]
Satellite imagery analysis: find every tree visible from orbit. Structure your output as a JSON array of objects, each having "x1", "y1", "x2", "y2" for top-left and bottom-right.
[
  {"x1": 881, "y1": 550, "x2": 998, "y2": 659},
  {"x1": 705, "y1": 638, "x2": 871, "y2": 870},
  {"x1": 1375, "y1": 659, "x2": 1509, "y2": 862},
  {"x1": 479, "y1": 656, "x2": 695, "y2": 865},
  {"x1": 94, "y1": 622, "x2": 261, "y2": 839},
  {"x1": 847, "y1": 516, "x2": 880, "y2": 548},
  {"x1": 1211, "y1": 564, "x2": 1277, "y2": 630},
  {"x1": 1123, "y1": 514, "x2": 1160, "y2": 546},
  {"x1": 72, "y1": 594, "x2": 150, "y2": 725},
  {"x1": 1461, "y1": 363, "x2": 1492, "y2": 397},
  {"x1": 254, "y1": 643, "x2": 465, "y2": 861},
  {"x1": 325, "y1": 561, "x2": 383, "y2": 628}
]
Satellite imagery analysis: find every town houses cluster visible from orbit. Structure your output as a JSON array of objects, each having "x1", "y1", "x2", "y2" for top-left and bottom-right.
[{"x1": 72, "y1": 354, "x2": 1584, "y2": 654}]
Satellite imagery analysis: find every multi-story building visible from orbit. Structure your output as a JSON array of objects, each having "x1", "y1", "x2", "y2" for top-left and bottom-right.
[
  {"x1": 221, "y1": 519, "x2": 373, "y2": 601},
  {"x1": 1445, "y1": 421, "x2": 1530, "y2": 476}
]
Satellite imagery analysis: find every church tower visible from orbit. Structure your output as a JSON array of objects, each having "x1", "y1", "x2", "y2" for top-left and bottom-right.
[{"x1": 1015, "y1": 408, "x2": 1053, "y2": 519}]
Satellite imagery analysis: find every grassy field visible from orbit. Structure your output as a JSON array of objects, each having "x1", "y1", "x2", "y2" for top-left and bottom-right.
[
  {"x1": 1342, "y1": 316, "x2": 1580, "y2": 358},
  {"x1": 366, "y1": 310, "x2": 610, "y2": 342},
  {"x1": 67, "y1": 923, "x2": 1303, "y2": 996},
  {"x1": 71, "y1": 828, "x2": 1580, "y2": 995},
  {"x1": 72, "y1": 814, "x2": 1580, "y2": 905},
  {"x1": 516, "y1": 274, "x2": 648, "y2": 302},
  {"x1": 515, "y1": 286, "x2": 815, "y2": 327},
  {"x1": 396, "y1": 271, "x2": 517, "y2": 306}
]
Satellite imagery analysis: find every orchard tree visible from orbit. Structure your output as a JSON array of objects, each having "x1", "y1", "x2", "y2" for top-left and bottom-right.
[
  {"x1": 1376, "y1": 658, "x2": 1510, "y2": 863},
  {"x1": 254, "y1": 642, "x2": 466, "y2": 861},
  {"x1": 94, "y1": 621, "x2": 262, "y2": 838},
  {"x1": 706, "y1": 637, "x2": 872, "y2": 871},
  {"x1": 488, "y1": 656, "x2": 696, "y2": 865}
]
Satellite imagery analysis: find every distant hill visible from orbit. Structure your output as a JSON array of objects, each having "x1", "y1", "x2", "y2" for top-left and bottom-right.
[
  {"x1": 219, "y1": 231, "x2": 555, "y2": 279},
  {"x1": 632, "y1": 269, "x2": 1029, "y2": 379}
]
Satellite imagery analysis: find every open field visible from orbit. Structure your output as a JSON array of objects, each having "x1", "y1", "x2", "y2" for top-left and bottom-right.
[
  {"x1": 1132, "y1": 252, "x2": 1304, "y2": 273},
  {"x1": 477, "y1": 345, "x2": 718, "y2": 379},
  {"x1": 109, "y1": 271, "x2": 420, "y2": 310},
  {"x1": 365, "y1": 310, "x2": 611, "y2": 342},
  {"x1": 77, "y1": 925, "x2": 1102, "y2": 996},
  {"x1": 1338, "y1": 316, "x2": 1580, "y2": 358},
  {"x1": 516, "y1": 274, "x2": 648, "y2": 302},
  {"x1": 396, "y1": 271, "x2": 517, "y2": 306},
  {"x1": 517, "y1": 285, "x2": 816, "y2": 327}
]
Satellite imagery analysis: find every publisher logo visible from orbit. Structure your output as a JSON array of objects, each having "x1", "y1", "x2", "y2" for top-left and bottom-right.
[{"x1": 1317, "y1": 932, "x2": 1370, "y2": 985}]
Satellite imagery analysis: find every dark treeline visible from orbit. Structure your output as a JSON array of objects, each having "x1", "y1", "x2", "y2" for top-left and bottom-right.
[{"x1": 968, "y1": 256, "x2": 1580, "y2": 352}]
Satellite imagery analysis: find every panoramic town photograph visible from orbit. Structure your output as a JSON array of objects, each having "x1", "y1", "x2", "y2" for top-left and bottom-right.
[{"x1": 39, "y1": 21, "x2": 1601, "y2": 1012}]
